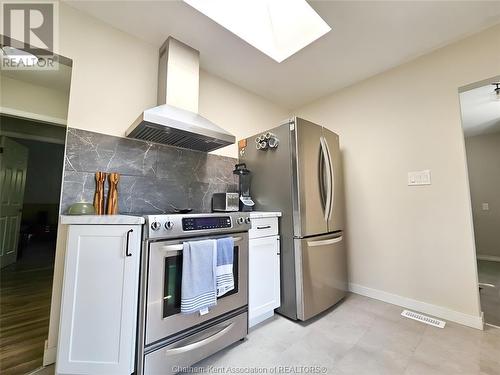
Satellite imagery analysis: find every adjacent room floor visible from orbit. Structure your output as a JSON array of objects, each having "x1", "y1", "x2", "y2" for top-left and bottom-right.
[
  {"x1": 31, "y1": 293, "x2": 500, "y2": 375},
  {"x1": 478, "y1": 259, "x2": 500, "y2": 327},
  {"x1": 0, "y1": 240, "x2": 55, "y2": 375}
]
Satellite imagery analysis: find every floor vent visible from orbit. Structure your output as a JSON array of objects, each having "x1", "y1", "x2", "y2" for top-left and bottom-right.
[{"x1": 401, "y1": 310, "x2": 446, "y2": 328}]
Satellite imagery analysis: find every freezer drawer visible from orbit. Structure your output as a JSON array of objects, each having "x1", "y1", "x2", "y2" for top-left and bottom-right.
[
  {"x1": 144, "y1": 312, "x2": 247, "y2": 375},
  {"x1": 295, "y1": 232, "x2": 347, "y2": 321}
]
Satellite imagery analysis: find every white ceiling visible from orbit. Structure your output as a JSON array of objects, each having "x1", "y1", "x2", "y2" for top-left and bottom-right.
[
  {"x1": 66, "y1": 0, "x2": 500, "y2": 109},
  {"x1": 460, "y1": 84, "x2": 500, "y2": 137}
]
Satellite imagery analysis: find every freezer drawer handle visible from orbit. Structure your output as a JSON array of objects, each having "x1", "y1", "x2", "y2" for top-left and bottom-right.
[
  {"x1": 164, "y1": 322, "x2": 234, "y2": 355},
  {"x1": 307, "y1": 236, "x2": 343, "y2": 247},
  {"x1": 161, "y1": 236, "x2": 243, "y2": 252},
  {"x1": 256, "y1": 225, "x2": 271, "y2": 230}
]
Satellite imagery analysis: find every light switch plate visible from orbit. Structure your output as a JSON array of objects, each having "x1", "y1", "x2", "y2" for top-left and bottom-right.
[
  {"x1": 408, "y1": 170, "x2": 431, "y2": 186},
  {"x1": 482, "y1": 203, "x2": 489, "y2": 211}
]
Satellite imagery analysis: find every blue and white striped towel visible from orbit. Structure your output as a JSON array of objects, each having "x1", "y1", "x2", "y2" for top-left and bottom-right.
[
  {"x1": 180, "y1": 239, "x2": 217, "y2": 314},
  {"x1": 216, "y1": 237, "x2": 234, "y2": 297}
]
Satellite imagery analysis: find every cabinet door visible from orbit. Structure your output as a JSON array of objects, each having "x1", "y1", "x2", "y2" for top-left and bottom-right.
[
  {"x1": 57, "y1": 225, "x2": 141, "y2": 375},
  {"x1": 249, "y1": 235, "x2": 280, "y2": 326}
]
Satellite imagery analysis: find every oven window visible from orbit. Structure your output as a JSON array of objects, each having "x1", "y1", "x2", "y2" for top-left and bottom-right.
[
  {"x1": 163, "y1": 246, "x2": 239, "y2": 318},
  {"x1": 163, "y1": 255, "x2": 182, "y2": 317}
]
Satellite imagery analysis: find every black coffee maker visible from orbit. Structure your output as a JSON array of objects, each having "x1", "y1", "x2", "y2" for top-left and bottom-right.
[{"x1": 233, "y1": 163, "x2": 254, "y2": 212}]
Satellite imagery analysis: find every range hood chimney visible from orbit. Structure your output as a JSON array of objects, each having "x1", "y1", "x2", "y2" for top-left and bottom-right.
[{"x1": 126, "y1": 37, "x2": 235, "y2": 152}]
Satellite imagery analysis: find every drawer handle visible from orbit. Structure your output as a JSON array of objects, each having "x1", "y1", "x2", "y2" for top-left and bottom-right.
[
  {"x1": 125, "y1": 229, "x2": 133, "y2": 257},
  {"x1": 307, "y1": 236, "x2": 343, "y2": 247},
  {"x1": 165, "y1": 323, "x2": 234, "y2": 355},
  {"x1": 257, "y1": 225, "x2": 271, "y2": 230}
]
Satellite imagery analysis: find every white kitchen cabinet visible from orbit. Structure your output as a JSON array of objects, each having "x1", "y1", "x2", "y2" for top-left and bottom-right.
[
  {"x1": 248, "y1": 212, "x2": 281, "y2": 328},
  {"x1": 56, "y1": 222, "x2": 142, "y2": 375}
]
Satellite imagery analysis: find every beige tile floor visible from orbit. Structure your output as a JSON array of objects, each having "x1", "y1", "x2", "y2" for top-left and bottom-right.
[{"x1": 31, "y1": 293, "x2": 500, "y2": 375}]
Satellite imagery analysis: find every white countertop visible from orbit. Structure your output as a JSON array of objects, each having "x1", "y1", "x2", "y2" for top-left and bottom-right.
[
  {"x1": 249, "y1": 211, "x2": 282, "y2": 218},
  {"x1": 60, "y1": 215, "x2": 145, "y2": 225}
]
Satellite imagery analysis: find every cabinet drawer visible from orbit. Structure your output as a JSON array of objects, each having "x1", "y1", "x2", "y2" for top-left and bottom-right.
[{"x1": 249, "y1": 217, "x2": 278, "y2": 238}]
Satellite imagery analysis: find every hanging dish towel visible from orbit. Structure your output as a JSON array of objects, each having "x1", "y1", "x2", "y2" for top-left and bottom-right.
[
  {"x1": 181, "y1": 239, "x2": 217, "y2": 314},
  {"x1": 216, "y1": 237, "x2": 235, "y2": 297}
]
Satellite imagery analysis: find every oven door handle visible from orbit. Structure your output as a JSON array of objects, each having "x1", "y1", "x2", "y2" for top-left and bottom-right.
[
  {"x1": 165, "y1": 322, "x2": 234, "y2": 355},
  {"x1": 160, "y1": 236, "x2": 243, "y2": 252}
]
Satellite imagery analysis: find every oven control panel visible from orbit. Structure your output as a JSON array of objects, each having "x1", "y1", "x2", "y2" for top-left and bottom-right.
[
  {"x1": 143, "y1": 212, "x2": 251, "y2": 240},
  {"x1": 182, "y1": 216, "x2": 232, "y2": 231}
]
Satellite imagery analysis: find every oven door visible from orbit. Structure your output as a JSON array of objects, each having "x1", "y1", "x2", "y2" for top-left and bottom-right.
[{"x1": 145, "y1": 232, "x2": 248, "y2": 345}]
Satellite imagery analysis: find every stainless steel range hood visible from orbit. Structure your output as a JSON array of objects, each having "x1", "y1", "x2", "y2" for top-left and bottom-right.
[{"x1": 126, "y1": 37, "x2": 235, "y2": 152}]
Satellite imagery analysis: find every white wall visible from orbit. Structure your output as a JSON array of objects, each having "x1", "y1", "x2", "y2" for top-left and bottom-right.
[
  {"x1": 465, "y1": 132, "x2": 500, "y2": 259},
  {"x1": 199, "y1": 70, "x2": 290, "y2": 157},
  {"x1": 0, "y1": 74, "x2": 69, "y2": 121},
  {"x1": 296, "y1": 23, "x2": 500, "y2": 323},
  {"x1": 57, "y1": 3, "x2": 289, "y2": 158}
]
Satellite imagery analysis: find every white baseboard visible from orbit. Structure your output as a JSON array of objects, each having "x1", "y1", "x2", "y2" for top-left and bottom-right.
[
  {"x1": 43, "y1": 340, "x2": 56, "y2": 366},
  {"x1": 349, "y1": 283, "x2": 484, "y2": 330},
  {"x1": 477, "y1": 254, "x2": 500, "y2": 262}
]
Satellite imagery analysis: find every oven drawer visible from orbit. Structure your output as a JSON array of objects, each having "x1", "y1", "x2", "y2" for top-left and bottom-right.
[
  {"x1": 144, "y1": 312, "x2": 248, "y2": 375},
  {"x1": 249, "y1": 217, "x2": 278, "y2": 239}
]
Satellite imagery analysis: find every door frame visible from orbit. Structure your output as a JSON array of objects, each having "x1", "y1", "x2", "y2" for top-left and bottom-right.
[
  {"x1": 0, "y1": 37, "x2": 73, "y2": 366},
  {"x1": 457, "y1": 74, "x2": 500, "y2": 330}
]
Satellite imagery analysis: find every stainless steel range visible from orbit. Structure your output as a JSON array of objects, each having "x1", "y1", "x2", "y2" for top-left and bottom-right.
[{"x1": 137, "y1": 212, "x2": 251, "y2": 375}]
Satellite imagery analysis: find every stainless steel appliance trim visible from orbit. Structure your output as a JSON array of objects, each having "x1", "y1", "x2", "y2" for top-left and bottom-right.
[
  {"x1": 144, "y1": 212, "x2": 250, "y2": 240},
  {"x1": 165, "y1": 322, "x2": 234, "y2": 354},
  {"x1": 160, "y1": 236, "x2": 243, "y2": 252},
  {"x1": 144, "y1": 306, "x2": 247, "y2": 355},
  {"x1": 240, "y1": 121, "x2": 298, "y2": 320},
  {"x1": 145, "y1": 231, "x2": 248, "y2": 344},
  {"x1": 137, "y1": 239, "x2": 150, "y2": 375},
  {"x1": 289, "y1": 117, "x2": 302, "y2": 238},
  {"x1": 319, "y1": 136, "x2": 332, "y2": 222},
  {"x1": 292, "y1": 118, "x2": 328, "y2": 237},
  {"x1": 294, "y1": 238, "x2": 305, "y2": 320},
  {"x1": 307, "y1": 236, "x2": 343, "y2": 247},
  {"x1": 143, "y1": 311, "x2": 247, "y2": 375},
  {"x1": 323, "y1": 134, "x2": 335, "y2": 221},
  {"x1": 296, "y1": 231, "x2": 347, "y2": 321}
]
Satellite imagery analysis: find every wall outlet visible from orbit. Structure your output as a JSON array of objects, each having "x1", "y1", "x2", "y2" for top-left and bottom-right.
[
  {"x1": 482, "y1": 203, "x2": 489, "y2": 211},
  {"x1": 408, "y1": 170, "x2": 431, "y2": 186}
]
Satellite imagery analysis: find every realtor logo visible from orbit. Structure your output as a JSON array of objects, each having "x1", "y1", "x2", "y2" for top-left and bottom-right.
[{"x1": 1, "y1": 1, "x2": 58, "y2": 69}]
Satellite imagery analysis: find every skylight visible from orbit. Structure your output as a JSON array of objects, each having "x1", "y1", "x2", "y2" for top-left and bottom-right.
[{"x1": 183, "y1": 0, "x2": 331, "y2": 63}]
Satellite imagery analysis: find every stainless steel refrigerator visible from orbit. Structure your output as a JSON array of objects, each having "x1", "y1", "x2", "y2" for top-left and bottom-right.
[{"x1": 241, "y1": 117, "x2": 347, "y2": 321}]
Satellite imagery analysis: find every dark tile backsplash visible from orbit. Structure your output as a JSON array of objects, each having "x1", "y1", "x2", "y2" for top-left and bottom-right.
[{"x1": 61, "y1": 128, "x2": 238, "y2": 214}]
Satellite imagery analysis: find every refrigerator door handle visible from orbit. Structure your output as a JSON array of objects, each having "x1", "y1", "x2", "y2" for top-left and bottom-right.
[
  {"x1": 320, "y1": 136, "x2": 332, "y2": 222},
  {"x1": 323, "y1": 136, "x2": 335, "y2": 221},
  {"x1": 307, "y1": 236, "x2": 343, "y2": 247},
  {"x1": 319, "y1": 140, "x2": 326, "y2": 217}
]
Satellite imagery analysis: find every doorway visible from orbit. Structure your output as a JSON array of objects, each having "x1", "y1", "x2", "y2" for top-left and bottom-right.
[
  {"x1": 459, "y1": 76, "x2": 500, "y2": 328},
  {"x1": 0, "y1": 52, "x2": 72, "y2": 374}
]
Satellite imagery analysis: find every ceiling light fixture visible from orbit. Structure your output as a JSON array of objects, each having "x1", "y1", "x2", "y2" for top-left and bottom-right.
[
  {"x1": 493, "y1": 83, "x2": 500, "y2": 101},
  {"x1": 1, "y1": 46, "x2": 38, "y2": 66},
  {"x1": 183, "y1": 0, "x2": 331, "y2": 63}
]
